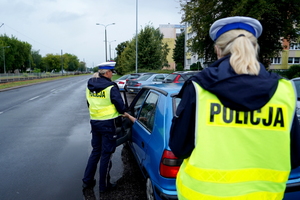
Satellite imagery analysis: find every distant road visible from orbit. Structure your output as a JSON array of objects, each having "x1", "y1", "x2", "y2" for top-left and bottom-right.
[{"x1": 0, "y1": 75, "x2": 146, "y2": 200}]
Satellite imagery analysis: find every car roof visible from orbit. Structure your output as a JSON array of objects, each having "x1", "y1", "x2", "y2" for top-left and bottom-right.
[
  {"x1": 137, "y1": 73, "x2": 168, "y2": 79},
  {"x1": 115, "y1": 74, "x2": 130, "y2": 80},
  {"x1": 130, "y1": 72, "x2": 155, "y2": 75},
  {"x1": 143, "y1": 83, "x2": 183, "y2": 96},
  {"x1": 292, "y1": 77, "x2": 300, "y2": 81},
  {"x1": 171, "y1": 71, "x2": 199, "y2": 74}
]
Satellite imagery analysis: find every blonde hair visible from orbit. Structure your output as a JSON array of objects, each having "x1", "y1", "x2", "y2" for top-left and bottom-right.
[
  {"x1": 92, "y1": 72, "x2": 99, "y2": 78},
  {"x1": 92, "y1": 69, "x2": 109, "y2": 78},
  {"x1": 98, "y1": 69, "x2": 109, "y2": 75},
  {"x1": 215, "y1": 29, "x2": 260, "y2": 75}
]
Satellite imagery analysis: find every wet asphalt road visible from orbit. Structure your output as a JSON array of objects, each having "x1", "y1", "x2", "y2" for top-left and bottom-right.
[
  {"x1": 100, "y1": 144, "x2": 146, "y2": 200},
  {"x1": 0, "y1": 75, "x2": 147, "y2": 200}
]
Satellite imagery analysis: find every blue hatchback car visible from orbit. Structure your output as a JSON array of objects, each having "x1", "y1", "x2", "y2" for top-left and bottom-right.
[
  {"x1": 123, "y1": 83, "x2": 300, "y2": 200},
  {"x1": 125, "y1": 83, "x2": 183, "y2": 200}
]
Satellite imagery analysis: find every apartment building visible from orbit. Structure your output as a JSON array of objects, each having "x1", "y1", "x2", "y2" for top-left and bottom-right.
[
  {"x1": 270, "y1": 39, "x2": 300, "y2": 69},
  {"x1": 159, "y1": 24, "x2": 185, "y2": 70}
]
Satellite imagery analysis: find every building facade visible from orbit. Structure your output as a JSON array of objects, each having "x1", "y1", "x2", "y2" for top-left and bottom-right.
[
  {"x1": 159, "y1": 24, "x2": 185, "y2": 70},
  {"x1": 270, "y1": 39, "x2": 300, "y2": 69}
]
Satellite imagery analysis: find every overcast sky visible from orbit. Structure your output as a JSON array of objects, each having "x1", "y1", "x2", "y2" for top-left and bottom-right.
[{"x1": 0, "y1": 0, "x2": 183, "y2": 68}]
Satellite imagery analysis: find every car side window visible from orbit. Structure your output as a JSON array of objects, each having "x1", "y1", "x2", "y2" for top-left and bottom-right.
[
  {"x1": 153, "y1": 75, "x2": 165, "y2": 82},
  {"x1": 133, "y1": 89, "x2": 149, "y2": 117},
  {"x1": 138, "y1": 92, "x2": 159, "y2": 132},
  {"x1": 173, "y1": 96, "x2": 181, "y2": 116},
  {"x1": 178, "y1": 76, "x2": 185, "y2": 81}
]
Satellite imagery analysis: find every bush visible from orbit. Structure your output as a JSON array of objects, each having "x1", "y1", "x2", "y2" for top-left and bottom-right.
[
  {"x1": 190, "y1": 62, "x2": 203, "y2": 71},
  {"x1": 286, "y1": 65, "x2": 300, "y2": 79},
  {"x1": 33, "y1": 68, "x2": 41, "y2": 73},
  {"x1": 176, "y1": 63, "x2": 184, "y2": 71},
  {"x1": 274, "y1": 65, "x2": 300, "y2": 79}
]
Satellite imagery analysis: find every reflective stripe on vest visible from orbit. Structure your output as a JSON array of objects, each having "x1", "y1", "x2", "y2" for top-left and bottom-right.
[
  {"x1": 86, "y1": 85, "x2": 119, "y2": 120},
  {"x1": 176, "y1": 79, "x2": 296, "y2": 200}
]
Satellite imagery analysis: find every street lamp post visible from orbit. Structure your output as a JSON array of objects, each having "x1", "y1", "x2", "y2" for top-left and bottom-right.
[
  {"x1": 108, "y1": 40, "x2": 116, "y2": 61},
  {"x1": 2, "y1": 46, "x2": 10, "y2": 74},
  {"x1": 96, "y1": 23, "x2": 115, "y2": 62},
  {"x1": 136, "y1": 0, "x2": 138, "y2": 73}
]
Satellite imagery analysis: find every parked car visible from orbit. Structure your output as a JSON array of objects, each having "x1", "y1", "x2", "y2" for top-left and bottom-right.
[
  {"x1": 114, "y1": 74, "x2": 130, "y2": 91},
  {"x1": 127, "y1": 72, "x2": 155, "y2": 82},
  {"x1": 126, "y1": 73, "x2": 168, "y2": 94},
  {"x1": 121, "y1": 82, "x2": 300, "y2": 200},
  {"x1": 162, "y1": 71, "x2": 199, "y2": 83},
  {"x1": 292, "y1": 77, "x2": 300, "y2": 122},
  {"x1": 122, "y1": 83, "x2": 183, "y2": 200}
]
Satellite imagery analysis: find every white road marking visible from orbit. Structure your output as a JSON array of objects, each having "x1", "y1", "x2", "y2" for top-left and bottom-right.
[{"x1": 29, "y1": 96, "x2": 40, "y2": 101}]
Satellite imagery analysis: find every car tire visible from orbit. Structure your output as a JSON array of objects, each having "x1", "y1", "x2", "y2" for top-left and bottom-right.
[{"x1": 146, "y1": 177, "x2": 155, "y2": 200}]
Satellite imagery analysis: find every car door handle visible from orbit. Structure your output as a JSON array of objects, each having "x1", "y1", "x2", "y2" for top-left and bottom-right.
[{"x1": 141, "y1": 141, "x2": 145, "y2": 148}]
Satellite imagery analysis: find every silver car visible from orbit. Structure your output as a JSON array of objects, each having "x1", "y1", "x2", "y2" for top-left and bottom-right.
[
  {"x1": 126, "y1": 73, "x2": 168, "y2": 94},
  {"x1": 114, "y1": 74, "x2": 130, "y2": 91}
]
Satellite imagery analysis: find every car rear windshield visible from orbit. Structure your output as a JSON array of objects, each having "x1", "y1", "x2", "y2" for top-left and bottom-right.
[
  {"x1": 164, "y1": 74, "x2": 178, "y2": 81},
  {"x1": 137, "y1": 74, "x2": 152, "y2": 81},
  {"x1": 129, "y1": 74, "x2": 140, "y2": 79}
]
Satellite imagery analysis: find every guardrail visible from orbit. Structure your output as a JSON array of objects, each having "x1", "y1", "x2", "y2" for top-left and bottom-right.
[{"x1": 0, "y1": 72, "x2": 89, "y2": 83}]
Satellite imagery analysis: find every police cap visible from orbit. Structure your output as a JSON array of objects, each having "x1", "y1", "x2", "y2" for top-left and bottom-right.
[{"x1": 209, "y1": 16, "x2": 263, "y2": 41}]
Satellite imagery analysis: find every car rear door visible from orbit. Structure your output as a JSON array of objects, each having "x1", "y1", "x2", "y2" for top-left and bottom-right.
[{"x1": 284, "y1": 166, "x2": 300, "y2": 199}]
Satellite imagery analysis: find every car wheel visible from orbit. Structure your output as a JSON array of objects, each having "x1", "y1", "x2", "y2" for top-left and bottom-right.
[{"x1": 146, "y1": 177, "x2": 155, "y2": 200}]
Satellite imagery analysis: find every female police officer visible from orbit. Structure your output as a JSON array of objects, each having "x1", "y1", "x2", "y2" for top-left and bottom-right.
[
  {"x1": 169, "y1": 16, "x2": 300, "y2": 199},
  {"x1": 82, "y1": 63, "x2": 126, "y2": 199}
]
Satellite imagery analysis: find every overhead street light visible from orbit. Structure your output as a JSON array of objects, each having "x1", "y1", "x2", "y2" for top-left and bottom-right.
[
  {"x1": 2, "y1": 46, "x2": 10, "y2": 74},
  {"x1": 108, "y1": 40, "x2": 116, "y2": 61},
  {"x1": 96, "y1": 23, "x2": 115, "y2": 62}
]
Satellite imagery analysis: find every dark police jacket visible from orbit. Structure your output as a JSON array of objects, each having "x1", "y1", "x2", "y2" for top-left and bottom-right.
[
  {"x1": 169, "y1": 55, "x2": 300, "y2": 169},
  {"x1": 87, "y1": 75, "x2": 126, "y2": 134}
]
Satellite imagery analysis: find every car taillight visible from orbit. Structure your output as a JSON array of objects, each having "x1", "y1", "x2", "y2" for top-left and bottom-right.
[
  {"x1": 134, "y1": 83, "x2": 142, "y2": 87},
  {"x1": 119, "y1": 81, "x2": 125, "y2": 84},
  {"x1": 160, "y1": 150, "x2": 183, "y2": 178}
]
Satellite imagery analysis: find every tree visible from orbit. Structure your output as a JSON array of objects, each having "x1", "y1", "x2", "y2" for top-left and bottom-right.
[
  {"x1": 0, "y1": 34, "x2": 33, "y2": 73},
  {"x1": 173, "y1": 32, "x2": 185, "y2": 67},
  {"x1": 78, "y1": 61, "x2": 87, "y2": 72},
  {"x1": 0, "y1": 34, "x2": 84, "y2": 74},
  {"x1": 42, "y1": 54, "x2": 61, "y2": 72},
  {"x1": 116, "y1": 24, "x2": 170, "y2": 74},
  {"x1": 180, "y1": 0, "x2": 300, "y2": 66},
  {"x1": 31, "y1": 50, "x2": 43, "y2": 71},
  {"x1": 62, "y1": 53, "x2": 80, "y2": 71},
  {"x1": 117, "y1": 41, "x2": 136, "y2": 74},
  {"x1": 115, "y1": 41, "x2": 130, "y2": 74},
  {"x1": 138, "y1": 25, "x2": 170, "y2": 70}
]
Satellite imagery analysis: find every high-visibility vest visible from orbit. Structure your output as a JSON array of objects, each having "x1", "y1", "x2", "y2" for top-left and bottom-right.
[
  {"x1": 86, "y1": 85, "x2": 119, "y2": 120},
  {"x1": 176, "y1": 79, "x2": 296, "y2": 200}
]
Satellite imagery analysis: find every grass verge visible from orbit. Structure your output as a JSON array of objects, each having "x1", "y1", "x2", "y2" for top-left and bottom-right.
[
  {"x1": 0, "y1": 75, "x2": 83, "y2": 90},
  {"x1": 0, "y1": 74, "x2": 122, "y2": 90}
]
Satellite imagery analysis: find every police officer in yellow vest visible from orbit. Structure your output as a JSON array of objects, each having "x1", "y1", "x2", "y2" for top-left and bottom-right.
[
  {"x1": 82, "y1": 63, "x2": 126, "y2": 199},
  {"x1": 169, "y1": 16, "x2": 300, "y2": 200}
]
